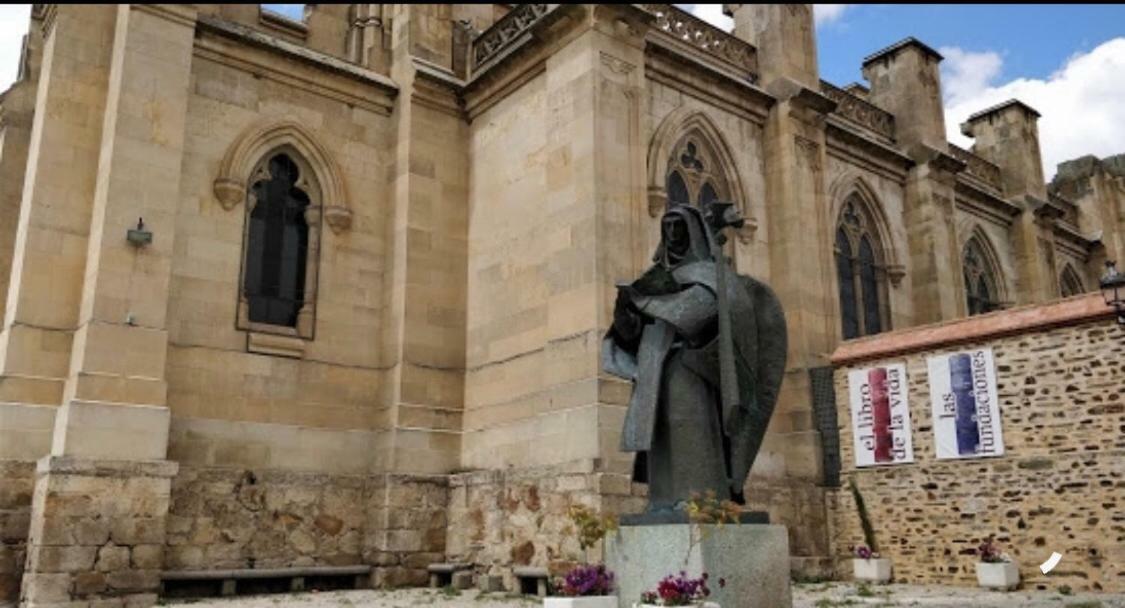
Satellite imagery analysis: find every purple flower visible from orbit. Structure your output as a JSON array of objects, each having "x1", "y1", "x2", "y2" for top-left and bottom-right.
[
  {"x1": 855, "y1": 545, "x2": 873, "y2": 559},
  {"x1": 559, "y1": 564, "x2": 614, "y2": 597}
]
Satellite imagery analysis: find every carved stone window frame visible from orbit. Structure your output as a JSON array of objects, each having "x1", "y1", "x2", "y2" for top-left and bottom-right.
[
  {"x1": 962, "y1": 233, "x2": 1005, "y2": 316},
  {"x1": 833, "y1": 195, "x2": 892, "y2": 339},
  {"x1": 236, "y1": 146, "x2": 322, "y2": 342},
  {"x1": 664, "y1": 135, "x2": 732, "y2": 210},
  {"x1": 1059, "y1": 263, "x2": 1086, "y2": 298},
  {"x1": 647, "y1": 108, "x2": 757, "y2": 242},
  {"x1": 213, "y1": 119, "x2": 353, "y2": 357}
]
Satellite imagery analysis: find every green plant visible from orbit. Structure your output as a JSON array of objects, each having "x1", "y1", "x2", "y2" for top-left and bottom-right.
[
  {"x1": 682, "y1": 489, "x2": 742, "y2": 567},
  {"x1": 855, "y1": 582, "x2": 874, "y2": 597},
  {"x1": 848, "y1": 478, "x2": 878, "y2": 554},
  {"x1": 440, "y1": 584, "x2": 461, "y2": 597},
  {"x1": 568, "y1": 504, "x2": 618, "y2": 555},
  {"x1": 1065, "y1": 602, "x2": 1103, "y2": 608},
  {"x1": 1059, "y1": 585, "x2": 1074, "y2": 596}
]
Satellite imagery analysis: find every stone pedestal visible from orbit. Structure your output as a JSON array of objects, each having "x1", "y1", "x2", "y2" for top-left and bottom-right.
[
  {"x1": 605, "y1": 524, "x2": 791, "y2": 608},
  {"x1": 19, "y1": 456, "x2": 177, "y2": 608}
]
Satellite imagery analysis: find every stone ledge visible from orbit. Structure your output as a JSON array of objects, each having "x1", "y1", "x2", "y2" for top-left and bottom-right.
[
  {"x1": 162, "y1": 565, "x2": 370, "y2": 580},
  {"x1": 831, "y1": 293, "x2": 1115, "y2": 366},
  {"x1": 34, "y1": 456, "x2": 179, "y2": 480}
]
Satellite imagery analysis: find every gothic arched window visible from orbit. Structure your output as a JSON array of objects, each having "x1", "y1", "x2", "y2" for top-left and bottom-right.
[
  {"x1": 963, "y1": 236, "x2": 1001, "y2": 316},
  {"x1": 665, "y1": 135, "x2": 730, "y2": 209},
  {"x1": 834, "y1": 197, "x2": 890, "y2": 340},
  {"x1": 1059, "y1": 264, "x2": 1086, "y2": 298},
  {"x1": 239, "y1": 149, "x2": 321, "y2": 339}
]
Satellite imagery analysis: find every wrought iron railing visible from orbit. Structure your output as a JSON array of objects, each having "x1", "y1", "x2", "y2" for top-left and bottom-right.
[
  {"x1": 642, "y1": 4, "x2": 758, "y2": 79},
  {"x1": 948, "y1": 143, "x2": 1003, "y2": 191},
  {"x1": 819, "y1": 80, "x2": 895, "y2": 142}
]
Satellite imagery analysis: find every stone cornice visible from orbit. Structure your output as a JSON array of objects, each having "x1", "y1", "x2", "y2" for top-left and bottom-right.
[
  {"x1": 412, "y1": 58, "x2": 467, "y2": 119},
  {"x1": 133, "y1": 4, "x2": 198, "y2": 29},
  {"x1": 954, "y1": 181, "x2": 1022, "y2": 227},
  {"x1": 862, "y1": 36, "x2": 943, "y2": 67},
  {"x1": 644, "y1": 40, "x2": 773, "y2": 126},
  {"x1": 824, "y1": 118, "x2": 912, "y2": 180},
  {"x1": 965, "y1": 98, "x2": 1041, "y2": 124},
  {"x1": 194, "y1": 16, "x2": 397, "y2": 114},
  {"x1": 196, "y1": 15, "x2": 398, "y2": 96},
  {"x1": 831, "y1": 292, "x2": 1113, "y2": 366}
]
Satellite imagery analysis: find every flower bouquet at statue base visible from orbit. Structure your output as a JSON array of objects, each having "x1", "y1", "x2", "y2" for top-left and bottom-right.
[
  {"x1": 544, "y1": 564, "x2": 617, "y2": 608},
  {"x1": 634, "y1": 571, "x2": 723, "y2": 608},
  {"x1": 545, "y1": 506, "x2": 619, "y2": 608},
  {"x1": 974, "y1": 535, "x2": 1020, "y2": 591}
]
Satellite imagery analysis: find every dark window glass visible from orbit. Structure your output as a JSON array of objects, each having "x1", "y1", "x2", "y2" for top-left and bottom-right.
[
  {"x1": 699, "y1": 182, "x2": 718, "y2": 207},
  {"x1": 836, "y1": 228, "x2": 858, "y2": 340},
  {"x1": 1060, "y1": 267, "x2": 1085, "y2": 297},
  {"x1": 667, "y1": 171, "x2": 691, "y2": 207},
  {"x1": 245, "y1": 154, "x2": 310, "y2": 327},
  {"x1": 963, "y1": 238, "x2": 1000, "y2": 316},
  {"x1": 859, "y1": 237, "x2": 881, "y2": 335}
]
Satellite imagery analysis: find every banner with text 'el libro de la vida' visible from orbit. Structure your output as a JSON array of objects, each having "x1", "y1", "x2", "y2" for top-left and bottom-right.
[
  {"x1": 847, "y1": 363, "x2": 914, "y2": 467},
  {"x1": 927, "y1": 347, "x2": 1005, "y2": 459}
]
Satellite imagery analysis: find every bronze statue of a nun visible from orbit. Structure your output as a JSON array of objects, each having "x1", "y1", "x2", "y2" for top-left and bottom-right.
[{"x1": 603, "y1": 202, "x2": 788, "y2": 514}]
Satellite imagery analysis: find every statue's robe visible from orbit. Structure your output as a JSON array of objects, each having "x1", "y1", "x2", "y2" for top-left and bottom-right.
[{"x1": 603, "y1": 247, "x2": 787, "y2": 511}]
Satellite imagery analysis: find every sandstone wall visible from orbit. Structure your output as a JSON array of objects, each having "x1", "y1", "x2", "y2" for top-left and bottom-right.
[
  {"x1": 829, "y1": 295, "x2": 1124, "y2": 592},
  {"x1": 165, "y1": 17, "x2": 396, "y2": 438},
  {"x1": 444, "y1": 459, "x2": 645, "y2": 589}
]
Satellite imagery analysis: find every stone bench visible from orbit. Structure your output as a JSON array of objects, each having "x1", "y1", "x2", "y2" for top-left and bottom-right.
[
  {"x1": 162, "y1": 565, "x2": 372, "y2": 596},
  {"x1": 427, "y1": 563, "x2": 472, "y2": 589},
  {"x1": 512, "y1": 566, "x2": 549, "y2": 597}
]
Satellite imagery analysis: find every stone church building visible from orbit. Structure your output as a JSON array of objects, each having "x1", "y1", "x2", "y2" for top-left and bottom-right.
[{"x1": 0, "y1": 3, "x2": 1121, "y2": 605}]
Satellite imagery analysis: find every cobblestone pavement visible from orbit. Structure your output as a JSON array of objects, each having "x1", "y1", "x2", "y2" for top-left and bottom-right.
[{"x1": 156, "y1": 584, "x2": 1125, "y2": 608}]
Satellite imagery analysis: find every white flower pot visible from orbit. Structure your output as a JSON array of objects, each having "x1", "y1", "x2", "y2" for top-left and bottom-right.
[
  {"x1": 545, "y1": 597, "x2": 617, "y2": 608},
  {"x1": 976, "y1": 561, "x2": 1020, "y2": 590},
  {"x1": 853, "y1": 557, "x2": 892, "y2": 583}
]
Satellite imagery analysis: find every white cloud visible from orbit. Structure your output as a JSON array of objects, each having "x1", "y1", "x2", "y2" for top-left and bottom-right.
[
  {"x1": 679, "y1": 4, "x2": 733, "y2": 32},
  {"x1": 939, "y1": 47, "x2": 1003, "y2": 107},
  {"x1": 680, "y1": 4, "x2": 849, "y2": 31},
  {"x1": 943, "y1": 38, "x2": 1125, "y2": 180},
  {"x1": 0, "y1": 4, "x2": 31, "y2": 93},
  {"x1": 814, "y1": 4, "x2": 851, "y2": 26}
]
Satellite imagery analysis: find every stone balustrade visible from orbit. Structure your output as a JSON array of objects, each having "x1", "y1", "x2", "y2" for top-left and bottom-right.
[
  {"x1": 470, "y1": 4, "x2": 553, "y2": 71},
  {"x1": 642, "y1": 4, "x2": 759, "y2": 80},
  {"x1": 820, "y1": 79, "x2": 896, "y2": 142},
  {"x1": 949, "y1": 142, "x2": 1003, "y2": 191}
]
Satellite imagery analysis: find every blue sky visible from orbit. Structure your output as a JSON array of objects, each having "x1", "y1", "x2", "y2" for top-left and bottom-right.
[
  {"x1": 683, "y1": 4, "x2": 1125, "y2": 178},
  {"x1": 262, "y1": 4, "x2": 304, "y2": 21},
  {"x1": 814, "y1": 4, "x2": 1125, "y2": 86}
]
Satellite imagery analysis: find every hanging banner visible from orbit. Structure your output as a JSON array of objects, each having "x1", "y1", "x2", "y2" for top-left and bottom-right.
[
  {"x1": 847, "y1": 363, "x2": 914, "y2": 467},
  {"x1": 927, "y1": 348, "x2": 1005, "y2": 459}
]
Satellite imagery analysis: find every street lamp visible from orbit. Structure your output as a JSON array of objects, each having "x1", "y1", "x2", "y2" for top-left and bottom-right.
[{"x1": 1099, "y1": 260, "x2": 1125, "y2": 325}]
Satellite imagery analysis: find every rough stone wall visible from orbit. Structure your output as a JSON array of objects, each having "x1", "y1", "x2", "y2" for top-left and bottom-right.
[
  {"x1": 165, "y1": 469, "x2": 449, "y2": 588},
  {"x1": 0, "y1": 461, "x2": 34, "y2": 602},
  {"x1": 365, "y1": 475, "x2": 449, "y2": 588},
  {"x1": 165, "y1": 467, "x2": 366, "y2": 571},
  {"x1": 20, "y1": 458, "x2": 178, "y2": 607},
  {"x1": 830, "y1": 317, "x2": 1125, "y2": 592},
  {"x1": 445, "y1": 460, "x2": 644, "y2": 588}
]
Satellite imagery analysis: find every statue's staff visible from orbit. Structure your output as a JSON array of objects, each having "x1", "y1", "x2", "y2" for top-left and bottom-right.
[{"x1": 705, "y1": 201, "x2": 746, "y2": 436}]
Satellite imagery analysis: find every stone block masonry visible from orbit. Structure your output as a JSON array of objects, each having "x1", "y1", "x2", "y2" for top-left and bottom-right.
[
  {"x1": 445, "y1": 459, "x2": 646, "y2": 592},
  {"x1": 19, "y1": 457, "x2": 178, "y2": 608},
  {"x1": 829, "y1": 295, "x2": 1125, "y2": 592},
  {"x1": 0, "y1": 462, "x2": 34, "y2": 603}
]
